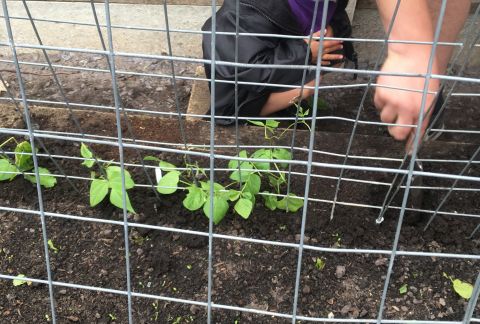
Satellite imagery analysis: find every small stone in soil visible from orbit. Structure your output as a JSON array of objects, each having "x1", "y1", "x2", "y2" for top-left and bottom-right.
[
  {"x1": 374, "y1": 257, "x2": 388, "y2": 267},
  {"x1": 401, "y1": 306, "x2": 408, "y2": 312},
  {"x1": 340, "y1": 304, "x2": 351, "y2": 314},
  {"x1": 335, "y1": 265, "x2": 346, "y2": 278},
  {"x1": 302, "y1": 285, "x2": 311, "y2": 294}
]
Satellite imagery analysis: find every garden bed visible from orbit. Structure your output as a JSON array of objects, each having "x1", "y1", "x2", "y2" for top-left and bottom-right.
[{"x1": 0, "y1": 105, "x2": 479, "y2": 323}]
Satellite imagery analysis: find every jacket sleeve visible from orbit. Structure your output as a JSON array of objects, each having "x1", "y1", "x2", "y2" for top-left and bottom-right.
[{"x1": 202, "y1": 3, "x2": 316, "y2": 95}]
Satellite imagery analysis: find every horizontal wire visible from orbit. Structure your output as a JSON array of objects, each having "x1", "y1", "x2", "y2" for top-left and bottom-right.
[
  {"x1": 1, "y1": 205, "x2": 479, "y2": 258},
  {"x1": 6, "y1": 128, "x2": 480, "y2": 164},
  {"x1": 3, "y1": 150, "x2": 480, "y2": 194},
  {"x1": 2, "y1": 97, "x2": 479, "y2": 135},
  {"x1": 2, "y1": 128, "x2": 480, "y2": 184},
  {"x1": 1, "y1": 13, "x2": 479, "y2": 49},
  {"x1": 1, "y1": 42, "x2": 480, "y2": 84},
  {"x1": 0, "y1": 273, "x2": 475, "y2": 324}
]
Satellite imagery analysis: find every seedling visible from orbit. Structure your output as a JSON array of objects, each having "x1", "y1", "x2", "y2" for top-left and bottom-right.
[
  {"x1": 443, "y1": 272, "x2": 473, "y2": 300},
  {"x1": 144, "y1": 118, "x2": 303, "y2": 224},
  {"x1": 399, "y1": 284, "x2": 408, "y2": 295},
  {"x1": 186, "y1": 264, "x2": 192, "y2": 270},
  {"x1": 314, "y1": 257, "x2": 326, "y2": 270},
  {"x1": 47, "y1": 239, "x2": 59, "y2": 253},
  {"x1": 0, "y1": 137, "x2": 57, "y2": 188},
  {"x1": 145, "y1": 156, "x2": 254, "y2": 224},
  {"x1": 12, "y1": 274, "x2": 31, "y2": 287},
  {"x1": 108, "y1": 313, "x2": 117, "y2": 321},
  {"x1": 80, "y1": 143, "x2": 136, "y2": 213},
  {"x1": 245, "y1": 120, "x2": 303, "y2": 212}
]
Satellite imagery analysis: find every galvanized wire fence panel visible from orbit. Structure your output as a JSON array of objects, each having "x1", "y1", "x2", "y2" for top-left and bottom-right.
[{"x1": 0, "y1": 0, "x2": 479, "y2": 323}]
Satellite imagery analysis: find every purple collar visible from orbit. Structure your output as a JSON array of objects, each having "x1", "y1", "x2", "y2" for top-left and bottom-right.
[{"x1": 288, "y1": 0, "x2": 337, "y2": 35}]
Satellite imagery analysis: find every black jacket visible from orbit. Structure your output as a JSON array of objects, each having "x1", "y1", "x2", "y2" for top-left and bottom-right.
[{"x1": 202, "y1": 0, "x2": 356, "y2": 124}]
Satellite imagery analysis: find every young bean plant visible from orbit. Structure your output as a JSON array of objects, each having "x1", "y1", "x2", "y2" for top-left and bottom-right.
[
  {"x1": 0, "y1": 137, "x2": 57, "y2": 188},
  {"x1": 80, "y1": 143, "x2": 135, "y2": 213},
  {"x1": 145, "y1": 117, "x2": 304, "y2": 224}
]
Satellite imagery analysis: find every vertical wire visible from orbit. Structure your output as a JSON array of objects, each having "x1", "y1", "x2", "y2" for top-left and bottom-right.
[
  {"x1": 376, "y1": 1, "x2": 449, "y2": 322},
  {"x1": 291, "y1": 1, "x2": 330, "y2": 322},
  {"x1": 89, "y1": 0, "x2": 164, "y2": 202},
  {"x1": 462, "y1": 273, "x2": 480, "y2": 324},
  {"x1": 233, "y1": 0, "x2": 242, "y2": 189},
  {"x1": 162, "y1": 0, "x2": 199, "y2": 184},
  {"x1": 330, "y1": 0, "x2": 402, "y2": 220},
  {"x1": 103, "y1": 1, "x2": 133, "y2": 322},
  {"x1": 207, "y1": 0, "x2": 217, "y2": 322},
  {"x1": 284, "y1": 0, "x2": 321, "y2": 209},
  {"x1": 423, "y1": 145, "x2": 480, "y2": 231},
  {"x1": 1, "y1": 1, "x2": 57, "y2": 323},
  {"x1": 15, "y1": 0, "x2": 109, "y2": 180}
]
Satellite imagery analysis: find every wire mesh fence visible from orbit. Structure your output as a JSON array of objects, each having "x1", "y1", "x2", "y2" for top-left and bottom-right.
[{"x1": 0, "y1": 0, "x2": 479, "y2": 323}]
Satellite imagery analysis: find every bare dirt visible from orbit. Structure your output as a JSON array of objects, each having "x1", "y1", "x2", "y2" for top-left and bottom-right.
[{"x1": 0, "y1": 105, "x2": 479, "y2": 323}]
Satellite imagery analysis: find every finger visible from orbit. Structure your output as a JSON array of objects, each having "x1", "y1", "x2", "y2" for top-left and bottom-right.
[
  {"x1": 321, "y1": 54, "x2": 343, "y2": 61},
  {"x1": 405, "y1": 113, "x2": 431, "y2": 154},
  {"x1": 388, "y1": 114, "x2": 414, "y2": 141},
  {"x1": 380, "y1": 105, "x2": 397, "y2": 124},
  {"x1": 323, "y1": 45, "x2": 343, "y2": 54},
  {"x1": 373, "y1": 91, "x2": 386, "y2": 112},
  {"x1": 321, "y1": 60, "x2": 331, "y2": 66},
  {"x1": 323, "y1": 40, "x2": 343, "y2": 47}
]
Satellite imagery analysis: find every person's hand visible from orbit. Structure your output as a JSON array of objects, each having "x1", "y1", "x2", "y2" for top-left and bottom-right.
[
  {"x1": 374, "y1": 52, "x2": 441, "y2": 153},
  {"x1": 306, "y1": 26, "x2": 343, "y2": 65}
]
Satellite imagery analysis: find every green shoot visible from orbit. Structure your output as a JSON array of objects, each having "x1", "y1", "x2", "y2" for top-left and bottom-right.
[
  {"x1": 443, "y1": 272, "x2": 473, "y2": 300},
  {"x1": 0, "y1": 138, "x2": 56, "y2": 188},
  {"x1": 314, "y1": 257, "x2": 326, "y2": 270},
  {"x1": 81, "y1": 143, "x2": 136, "y2": 213},
  {"x1": 47, "y1": 239, "x2": 59, "y2": 253},
  {"x1": 13, "y1": 274, "x2": 31, "y2": 287},
  {"x1": 399, "y1": 284, "x2": 408, "y2": 295}
]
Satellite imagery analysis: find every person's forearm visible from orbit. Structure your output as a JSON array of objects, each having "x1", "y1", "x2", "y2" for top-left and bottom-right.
[{"x1": 376, "y1": 0, "x2": 439, "y2": 70}]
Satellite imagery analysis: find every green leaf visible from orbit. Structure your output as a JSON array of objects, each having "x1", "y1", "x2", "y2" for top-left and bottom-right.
[
  {"x1": 143, "y1": 156, "x2": 160, "y2": 162},
  {"x1": 47, "y1": 239, "x2": 59, "y2": 253},
  {"x1": 272, "y1": 148, "x2": 292, "y2": 169},
  {"x1": 14, "y1": 141, "x2": 34, "y2": 172},
  {"x1": 242, "y1": 191, "x2": 255, "y2": 205},
  {"x1": 80, "y1": 143, "x2": 94, "y2": 168},
  {"x1": 228, "y1": 190, "x2": 241, "y2": 202},
  {"x1": 229, "y1": 162, "x2": 254, "y2": 181},
  {"x1": 12, "y1": 274, "x2": 30, "y2": 287},
  {"x1": 276, "y1": 194, "x2": 304, "y2": 212},
  {"x1": 90, "y1": 179, "x2": 109, "y2": 207},
  {"x1": 157, "y1": 171, "x2": 180, "y2": 194},
  {"x1": 109, "y1": 188, "x2": 135, "y2": 214},
  {"x1": 228, "y1": 150, "x2": 248, "y2": 170},
  {"x1": 200, "y1": 181, "x2": 225, "y2": 193},
  {"x1": 0, "y1": 159, "x2": 18, "y2": 181},
  {"x1": 263, "y1": 193, "x2": 277, "y2": 211},
  {"x1": 234, "y1": 198, "x2": 253, "y2": 219},
  {"x1": 315, "y1": 257, "x2": 326, "y2": 270},
  {"x1": 251, "y1": 149, "x2": 272, "y2": 170},
  {"x1": 203, "y1": 196, "x2": 229, "y2": 225},
  {"x1": 106, "y1": 166, "x2": 135, "y2": 190},
  {"x1": 452, "y1": 279, "x2": 473, "y2": 299},
  {"x1": 183, "y1": 186, "x2": 206, "y2": 211},
  {"x1": 248, "y1": 120, "x2": 265, "y2": 127},
  {"x1": 399, "y1": 284, "x2": 408, "y2": 295},
  {"x1": 265, "y1": 120, "x2": 280, "y2": 129},
  {"x1": 158, "y1": 161, "x2": 177, "y2": 171},
  {"x1": 24, "y1": 167, "x2": 57, "y2": 188},
  {"x1": 244, "y1": 173, "x2": 261, "y2": 195}
]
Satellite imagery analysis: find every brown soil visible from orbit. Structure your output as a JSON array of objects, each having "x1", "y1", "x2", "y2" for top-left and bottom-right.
[{"x1": 0, "y1": 105, "x2": 479, "y2": 323}]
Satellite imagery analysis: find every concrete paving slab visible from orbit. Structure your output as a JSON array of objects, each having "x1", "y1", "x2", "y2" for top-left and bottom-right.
[{"x1": 0, "y1": 1, "x2": 211, "y2": 58}]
